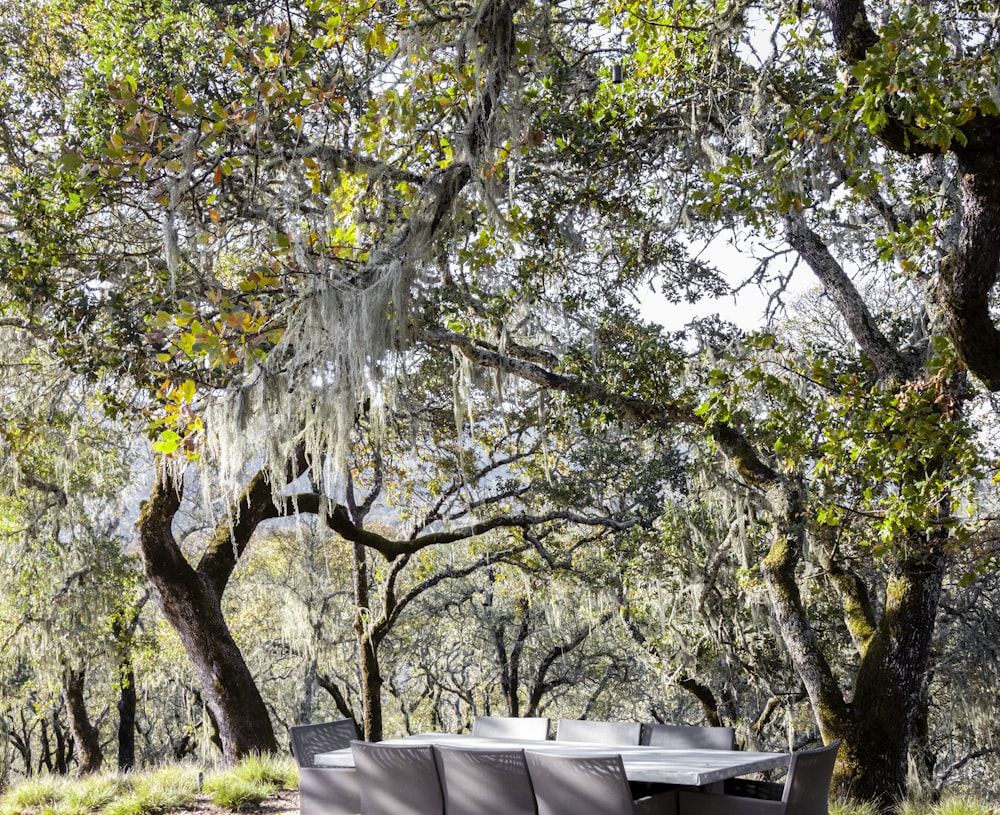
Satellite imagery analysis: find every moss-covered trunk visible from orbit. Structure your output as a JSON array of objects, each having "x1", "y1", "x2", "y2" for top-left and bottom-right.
[
  {"x1": 836, "y1": 539, "x2": 946, "y2": 803},
  {"x1": 760, "y1": 478, "x2": 947, "y2": 807}
]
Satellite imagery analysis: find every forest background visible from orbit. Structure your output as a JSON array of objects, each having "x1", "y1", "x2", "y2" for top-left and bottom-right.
[{"x1": 2, "y1": 0, "x2": 1000, "y2": 809}]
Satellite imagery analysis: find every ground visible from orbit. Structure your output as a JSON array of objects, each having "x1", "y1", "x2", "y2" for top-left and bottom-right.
[{"x1": 178, "y1": 789, "x2": 299, "y2": 815}]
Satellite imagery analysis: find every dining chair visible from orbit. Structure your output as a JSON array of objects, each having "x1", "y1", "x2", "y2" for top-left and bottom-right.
[
  {"x1": 290, "y1": 720, "x2": 361, "y2": 815},
  {"x1": 472, "y1": 715, "x2": 550, "y2": 740},
  {"x1": 290, "y1": 719, "x2": 360, "y2": 767},
  {"x1": 677, "y1": 741, "x2": 840, "y2": 815},
  {"x1": 641, "y1": 724, "x2": 736, "y2": 750},
  {"x1": 351, "y1": 740, "x2": 444, "y2": 815},
  {"x1": 525, "y1": 751, "x2": 677, "y2": 815},
  {"x1": 434, "y1": 745, "x2": 537, "y2": 815},
  {"x1": 555, "y1": 719, "x2": 642, "y2": 745}
]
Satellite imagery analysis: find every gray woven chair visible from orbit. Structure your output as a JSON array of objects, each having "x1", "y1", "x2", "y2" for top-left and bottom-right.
[
  {"x1": 555, "y1": 719, "x2": 642, "y2": 745},
  {"x1": 526, "y1": 751, "x2": 677, "y2": 815},
  {"x1": 472, "y1": 716, "x2": 550, "y2": 740},
  {"x1": 677, "y1": 741, "x2": 839, "y2": 815},
  {"x1": 434, "y1": 745, "x2": 536, "y2": 815},
  {"x1": 641, "y1": 725, "x2": 736, "y2": 750},
  {"x1": 290, "y1": 720, "x2": 360, "y2": 768},
  {"x1": 291, "y1": 720, "x2": 362, "y2": 815},
  {"x1": 351, "y1": 740, "x2": 444, "y2": 815}
]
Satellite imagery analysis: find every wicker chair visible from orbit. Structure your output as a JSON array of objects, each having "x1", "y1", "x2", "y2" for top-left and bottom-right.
[
  {"x1": 351, "y1": 740, "x2": 444, "y2": 815},
  {"x1": 290, "y1": 720, "x2": 361, "y2": 815},
  {"x1": 472, "y1": 716, "x2": 550, "y2": 740},
  {"x1": 434, "y1": 745, "x2": 537, "y2": 815},
  {"x1": 677, "y1": 742, "x2": 839, "y2": 815},
  {"x1": 555, "y1": 719, "x2": 642, "y2": 745},
  {"x1": 526, "y1": 751, "x2": 677, "y2": 815},
  {"x1": 640, "y1": 725, "x2": 736, "y2": 750}
]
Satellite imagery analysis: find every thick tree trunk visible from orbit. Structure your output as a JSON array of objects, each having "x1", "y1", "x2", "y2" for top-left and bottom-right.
[
  {"x1": 838, "y1": 538, "x2": 946, "y2": 804},
  {"x1": 358, "y1": 635, "x2": 384, "y2": 742},
  {"x1": 759, "y1": 475, "x2": 947, "y2": 807},
  {"x1": 137, "y1": 465, "x2": 278, "y2": 761},
  {"x1": 63, "y1": 665, "x2": 102, "y2": 775},
  {"x1": 759, "y1": 481, "x2": 853, "y2": 742}
]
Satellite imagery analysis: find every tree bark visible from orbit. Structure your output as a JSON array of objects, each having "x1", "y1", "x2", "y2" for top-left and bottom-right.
[
  {"x1": 844, "y1": 535, "x2": 946, "y2": 803},
  {"x1": 351, "y1": 541, "x2": 384, "y2": 742},
  {"x1": 822, "y1": 0, "x2": 1000, "y2": 391},
  {"x1": 117, "y1": 656, "x2": 137, "y2": 772},
  {"x1": 62, "y1": 663, "x2": 103, "y2": 775},
  {"x1": 937, "y1": 148, "x2": 1000, "y2": 390},
  {"x1": 137, "y1": 463, "x2": 280, "y2": 761}
]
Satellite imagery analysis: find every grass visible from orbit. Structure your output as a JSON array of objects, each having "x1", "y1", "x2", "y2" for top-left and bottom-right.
[
  {"x1": 0, "y1": 756, "x2": 297, "y2": 815},
  {"x1": 897, "y1": 796, "x2": 995, "y2": 815},
  {"x1": 203, "y1": 754, "x2": 297, "y2": 811},
  {"x1": 827, "y1": 794, "x2": 995, "y2": 815}
]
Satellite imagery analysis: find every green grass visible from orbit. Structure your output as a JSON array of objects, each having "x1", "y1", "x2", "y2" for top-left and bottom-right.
[
  {"x1": 55, "y1": 776, "x2": 130, "y2": 815},
  {"x1": 832, "y1": 798, "x2": 884, "y2": 815},
  {"x1": 0, "y1": 756, "x2": 296, "y2": 815},
  {"x1": 0, "y1": 774, "x2": 65, "y2": 815},
  {"x1": 898, "y1": 795, "x2": 995, "y2": 815},
  {"x1": 102, "y1": 766, "x2": 199, "y2": 815},
  {"x1": 203, "y1": 754, "x2": 297, "y2": 811}
]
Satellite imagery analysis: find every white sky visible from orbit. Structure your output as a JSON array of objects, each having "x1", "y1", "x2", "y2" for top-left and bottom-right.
[{"x1": 634, "y1": 235, "x2": 809, "y2": 332}]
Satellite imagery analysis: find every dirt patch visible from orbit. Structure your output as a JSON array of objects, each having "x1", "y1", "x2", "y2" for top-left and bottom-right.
[{"x1": 176, "y1": 789, "x2": 299, "y2": 815}]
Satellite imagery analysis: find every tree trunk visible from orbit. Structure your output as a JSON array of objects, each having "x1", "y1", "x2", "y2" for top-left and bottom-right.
[
  {"x1": 52, "y1": 699, "x2": 72, "y2": 774},
  {"x1": 137, "y1": 464, "x2": 278, "y2": 761},
  {"x1": 112, "y1": 603, "x2": 143, "y2": 772},
  {"x1": 351, "y1": 541, "x2": 384, "y2": 741},
  {"x1": 63, "y1": 665, "x2": 101, "y2": 775},
  {"x1": 837, "y1": 538, "x2": 946, "y2": 804},
  {"x1": 759, "y1": 474, "x2": 947, "y2": 807},
  {"x1": 38, "y1": 716, "x2": 51, "y2": 773},
  {"x1": 117, "y1": 656, "x2": 137, "y2": 772}
]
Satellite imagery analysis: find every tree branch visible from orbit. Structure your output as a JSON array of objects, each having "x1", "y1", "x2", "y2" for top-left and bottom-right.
[{"x1": 784, "y1": 211, "x2": 911, "y2": 382}]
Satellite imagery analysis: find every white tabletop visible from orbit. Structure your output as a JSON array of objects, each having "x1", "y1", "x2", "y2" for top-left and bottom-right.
[{"x1": 314, "y1": 732, "x2": 789, "y2": 787}]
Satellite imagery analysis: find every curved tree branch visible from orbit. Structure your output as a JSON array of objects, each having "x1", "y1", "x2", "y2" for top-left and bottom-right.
[{"x1": 784, "y1": 211, "x2": 912, "y2": 382}]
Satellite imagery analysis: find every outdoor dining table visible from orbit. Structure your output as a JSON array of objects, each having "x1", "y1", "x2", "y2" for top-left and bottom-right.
[{"x1": 313, "y1": 732, "x2": 790, "y2": 788}]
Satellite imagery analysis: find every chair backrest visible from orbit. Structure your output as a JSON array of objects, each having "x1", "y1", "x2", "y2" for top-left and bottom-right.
[
  {"x1": 289, "y1": 720, "x2": 359, "y2": 768},
  {"x1": 434, "y1": 746, "x2": 536, "y2": 815},
  {"x1": 555, "y1": 719, "x2": 642, "y2": 745},
  {"x1": 782, "y1": 741, "x2": 840, "y2": 815},
  {"x1": 472, "y1": 716, "x2": 550, "y2": 741},
  {"x1": 351, "y1": 741, "x2": 444, "y2": 815},
  {"x1": 525, "y1": 751, "x2": 636, "y2": 815},
  {"x1": 640, "y1": 724, "x2": 736, "y2": 750}
]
